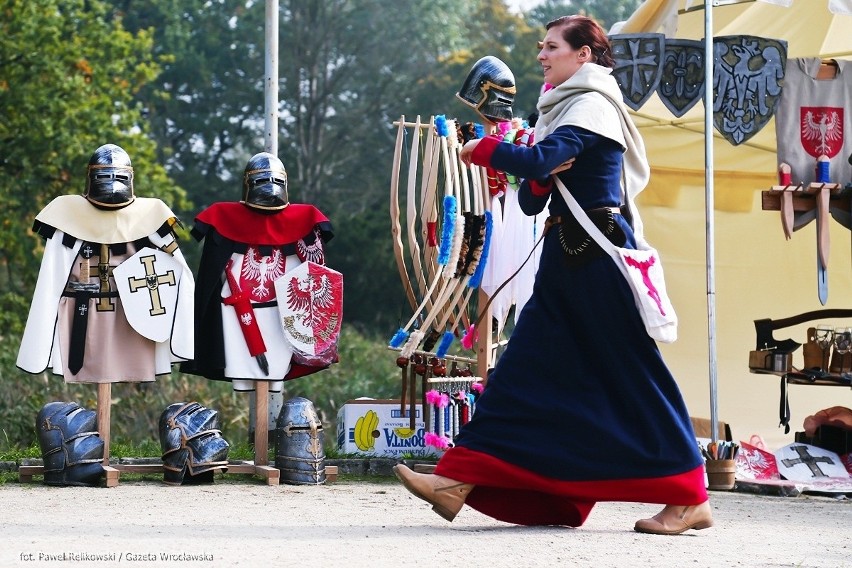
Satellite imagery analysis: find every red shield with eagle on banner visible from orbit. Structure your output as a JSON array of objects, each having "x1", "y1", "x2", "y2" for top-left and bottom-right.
[{"x1": 274, "y1": 261, "x2": 342, "y2": 366}]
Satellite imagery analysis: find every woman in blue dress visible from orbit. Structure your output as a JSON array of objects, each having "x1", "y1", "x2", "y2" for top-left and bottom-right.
[{"x1": 393, "y1": 15, "x2": 713, "y2": 536}]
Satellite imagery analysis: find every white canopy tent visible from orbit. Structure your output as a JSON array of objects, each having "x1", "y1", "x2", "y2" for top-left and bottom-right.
[{"x1": 613, "y1": 0, "x2": 852, "y2": 444}]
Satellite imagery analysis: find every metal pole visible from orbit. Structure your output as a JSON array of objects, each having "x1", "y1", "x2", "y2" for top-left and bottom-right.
[
  {"x1": 251, "y1": 0, "x2": 282, "y2": 447},
  {"x1": 704, "y1": 1, "x2": 720, "y2": 442},
  {"x1": 264, "y1": 0, "x2": 279, "y2": 156}
]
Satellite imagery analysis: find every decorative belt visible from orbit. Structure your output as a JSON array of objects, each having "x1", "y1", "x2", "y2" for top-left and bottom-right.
[
  {"x1": 545, "y1": 206, "x2": 623, "y2": 229},
  {"x1": 546, "y1": 206, "x2": 625, "y2": 260}
]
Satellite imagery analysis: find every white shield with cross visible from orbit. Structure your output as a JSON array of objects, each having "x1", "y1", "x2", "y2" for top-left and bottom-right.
[
  {"x1": 114, "y1": 247, "x2": 182, "y2": 342},
  {"x1": 775, "y1": 443, "x2": 850, "y2": 483}
]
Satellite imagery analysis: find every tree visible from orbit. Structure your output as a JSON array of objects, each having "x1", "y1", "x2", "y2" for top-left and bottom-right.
[
  {"x1": 0, "y1": 0, "x2": 186, "y2": 294},
  {"x1": 528, "y1": 0, "x2": 641, "y2": 31},
  {"x1": 116, "y1": 0, "x2": 484, "y2": 332}
]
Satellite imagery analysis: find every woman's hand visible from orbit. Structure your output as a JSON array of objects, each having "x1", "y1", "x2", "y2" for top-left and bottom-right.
[
  {"x1": 551, "y1": 157, "x2": 575, "y2": 175},
  {"x1": 459, "y1": 140, "x2": 479, "y2": 166}
]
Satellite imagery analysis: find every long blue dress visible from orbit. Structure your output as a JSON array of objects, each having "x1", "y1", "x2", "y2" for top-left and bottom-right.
[{"x1": 433, "y1": 124, "x2": 707, "y2": 527}]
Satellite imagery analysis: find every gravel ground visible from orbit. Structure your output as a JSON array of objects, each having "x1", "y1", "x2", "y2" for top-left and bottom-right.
[{"x1": 1, "y1": 476, "x2": 850, "y2": 568}]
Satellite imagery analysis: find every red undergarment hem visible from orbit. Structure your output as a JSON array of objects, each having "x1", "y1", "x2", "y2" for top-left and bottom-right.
[{"x1": 434, "y1": 446, "x2": 708, "y2": 526}]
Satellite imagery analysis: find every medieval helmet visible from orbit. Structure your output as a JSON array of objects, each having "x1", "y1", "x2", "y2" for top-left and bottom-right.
[
  {"x1": 456, "y1": 56, "x2": 516, "y2": 123},
  {"x1": 242, "y1": 152, "x2": 289, "y2": 211},
  {"x1": 84, "y1": 143, "x2": 135, "y2": 209},
  {"x1": 274, "y1": 397, "x2": 326, "y2": 485},
  {"x1": 37, "y1": 401, "x2": 105, "y2": 487},
  {"x1": 159, "y1": 402, "x2": 230, "y2": 485}
]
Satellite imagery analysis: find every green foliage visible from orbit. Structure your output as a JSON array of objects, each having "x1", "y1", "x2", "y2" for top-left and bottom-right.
[
  {"x1": 0, "y1": 0, "x2": 189, "y2": 295},
  {"x1": 528, "y1": 0, "x2": 642, "y2": 31}
]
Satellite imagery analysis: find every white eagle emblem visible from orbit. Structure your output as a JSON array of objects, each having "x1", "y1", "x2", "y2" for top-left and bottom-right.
[
  {"x1": 801, "y1": 107, "x2": 843, "y2": 158},
  {"x1": 241, "y1": 247, "x2": 287, "y2": 300},
  {"x1": 286, "y1": 273, "x2": 335, "y2": 329}
]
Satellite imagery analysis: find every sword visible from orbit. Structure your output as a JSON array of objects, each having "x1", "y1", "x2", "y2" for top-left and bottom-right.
[
  {"x1": 222, "y1": 259, "x2": 269, "y2": 375},
  {"x1": 815, "y1": 160, "x2": 830, "y2": 306}
]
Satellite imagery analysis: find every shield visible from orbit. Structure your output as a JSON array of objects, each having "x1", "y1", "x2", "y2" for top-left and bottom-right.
[
  {"x1": 609, "y1": 33, "x2": 665, "y2": 111},
  {"x1": 774, "y1": 443, "x2": 849, "y2": 482},
  {"x1": 800, "y1": 106, "x2": 845, "y2": 159},
  {"x1": 712, "y1": 35, "x2": 787, "y2": 146},
  {"x1": 113, "y1": 247, "x2": 182, "y2": 342},
  {"x1": 274, "y1": 261, "x2": 343, "y2": 357},
  {"x1": 658, "y1": 39, "x2": 705, "y2": 118}
]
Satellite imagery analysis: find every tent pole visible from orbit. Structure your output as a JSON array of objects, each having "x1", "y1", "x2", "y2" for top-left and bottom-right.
[
  {"x1": 265, "y1": 0, "x2": 279, "y2": 156},
  {"x1": 703, "y1": 1, "x2": 720, "y2": 442}
]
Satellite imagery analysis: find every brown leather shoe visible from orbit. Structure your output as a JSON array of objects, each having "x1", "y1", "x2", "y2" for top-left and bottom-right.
[
  {"x1": 392, "y1": 464, "x2": 474, "y2": 522},
  {"x1": 634, "y1": 501, "x2": 714, "y2": 535}
]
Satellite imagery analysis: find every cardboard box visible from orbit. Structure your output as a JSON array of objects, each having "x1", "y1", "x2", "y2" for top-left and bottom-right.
[{"x1": 337, "y1": 398, "x2": 439, "y2": 457}]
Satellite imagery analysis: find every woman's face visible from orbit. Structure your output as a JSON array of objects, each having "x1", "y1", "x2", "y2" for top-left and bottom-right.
[{"x1": 537, "y1": 26, "x2": 589, "y2": 86}]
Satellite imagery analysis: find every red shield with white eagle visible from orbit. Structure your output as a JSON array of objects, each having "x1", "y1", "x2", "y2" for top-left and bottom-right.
[
  {"x1": 274, "y1": 261, "x2": 343, "y2": 358},
  {"x1": 800, "y1": 107, "x2": 844, "y2": 158}
]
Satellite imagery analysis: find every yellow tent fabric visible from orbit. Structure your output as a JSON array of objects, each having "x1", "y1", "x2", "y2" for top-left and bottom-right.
[
  {"x1": 619, "y1": 0, "x2": 852, "y2": 211},
  {"x1": 614, "y1": 0, "x2": 852, "y2": 449}
]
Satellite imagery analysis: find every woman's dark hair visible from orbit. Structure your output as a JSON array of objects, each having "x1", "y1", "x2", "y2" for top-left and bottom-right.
[{"x1": 545, "y1": 15, "x2": 614, "y2": 68}]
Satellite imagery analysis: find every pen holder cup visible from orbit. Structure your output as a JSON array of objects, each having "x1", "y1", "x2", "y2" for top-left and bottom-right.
[{"x1": 705, "y1": 459, "x2": 736, "y2": 491}]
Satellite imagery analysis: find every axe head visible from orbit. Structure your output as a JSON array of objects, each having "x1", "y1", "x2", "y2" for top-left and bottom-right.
[{"x1": 754, "y1": 319, "x2": 801, "y2": 353}]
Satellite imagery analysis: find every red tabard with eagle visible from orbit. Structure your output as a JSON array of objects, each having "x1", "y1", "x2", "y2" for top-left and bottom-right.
[{"x1": 183, "y1": 202, "x2": 337, "y2": 392}]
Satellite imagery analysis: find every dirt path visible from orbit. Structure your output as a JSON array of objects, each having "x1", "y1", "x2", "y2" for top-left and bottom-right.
[{"x1": 1, "y1": 480, "x2": 849, "y2": 568}]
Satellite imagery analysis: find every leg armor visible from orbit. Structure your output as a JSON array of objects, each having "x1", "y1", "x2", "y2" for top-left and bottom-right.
[
  {"x1": 159, "y1": 402, "x2": 230, "y2": 486},
  {"x1": 36, "y1": 402, "x2": 104, "y2": 487}
]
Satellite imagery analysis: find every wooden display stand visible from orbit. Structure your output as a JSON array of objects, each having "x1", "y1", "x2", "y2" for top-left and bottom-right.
[
  {"x1": 761, "y1": 182, "x2": 846, "y2": 213},
  {"x1": 225, "y1": 381, "x2": 281, "y2": 485}
]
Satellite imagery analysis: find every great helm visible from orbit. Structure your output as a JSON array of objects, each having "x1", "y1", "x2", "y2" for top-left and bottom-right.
[
  {"x1": 84, "y1": 144, "x2": 135, "y2": 209},
  {"x1": 456, "y1": 56, "x2": 516, "y2": 123},
  {"x1": 242, "y1": 152, "x2": 289, "y2": 211}
]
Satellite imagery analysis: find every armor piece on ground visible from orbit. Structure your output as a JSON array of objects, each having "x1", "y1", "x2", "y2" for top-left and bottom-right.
[
  {"x1": 159, "y1": 402, "x2": 230, "y2": 485},
  {"x1": 242, "y1": 152, "x2": 289, "y2": 211},
  {"x1": 456, "y1": 56, "x2": 516, "y2": 123},
  {"x1": 84, "y1": 143, "x2": 135, "y2": 209},
  {"x1": 36, "y1": 401, "x2": 104, "y2": 487},
  {"x1": 275, "y1": 397, "x2": 326, "y2": 485}
]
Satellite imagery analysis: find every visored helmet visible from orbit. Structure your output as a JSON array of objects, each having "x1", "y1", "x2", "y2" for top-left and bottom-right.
[
  {"x1": 84, "y1": 144, "x2": 135, "y2": 209},
  {"x1": 242, "y1": 152, "x2": 289, "y2": 211},
  {"x1": 456, "y1": 56, "x2": 516, "y2": 123}
]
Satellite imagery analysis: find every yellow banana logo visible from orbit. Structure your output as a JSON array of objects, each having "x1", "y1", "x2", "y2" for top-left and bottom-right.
[
  {"x1": 393, "y1": 427, "x2": 415, "y2": 439},
  {"x1": 353, "y1": 409, "x2": 379, "y2": 451}
]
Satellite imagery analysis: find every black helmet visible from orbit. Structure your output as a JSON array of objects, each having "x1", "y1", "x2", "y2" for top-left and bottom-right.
[
  {"x1": 456, "y1": 56, "x2": 516, "y2": 123},
  {"x1": 242, "y1": 152, "x2": 289, "y2": 211},
  {"x1": 84, "y1": 144, "x2": 135, "y2": 209}
]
